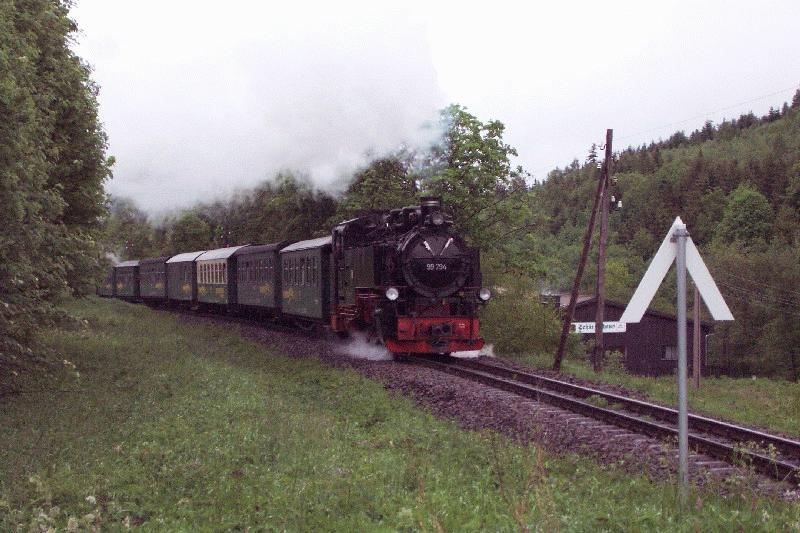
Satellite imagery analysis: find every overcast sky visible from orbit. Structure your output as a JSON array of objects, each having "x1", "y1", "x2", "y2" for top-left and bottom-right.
[{"x1": 70, "y1": 0, "x2": 800, "y2": 213}]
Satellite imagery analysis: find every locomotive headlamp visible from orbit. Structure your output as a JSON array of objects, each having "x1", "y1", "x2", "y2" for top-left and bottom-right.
[
  {"x1": 385, "y1": 287, "x2": 399, "y2": 301},
  {"x1": 478, "y1": 287, "x2": 491, "y2": 301},
  {"x1": 431, "y1": 212, "x2": 445, "y2": 226}
]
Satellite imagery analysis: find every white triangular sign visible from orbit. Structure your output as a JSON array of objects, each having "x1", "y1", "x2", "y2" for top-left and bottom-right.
[{"x1": 620, "y1": 217, "x2": 734, "y2": 323}]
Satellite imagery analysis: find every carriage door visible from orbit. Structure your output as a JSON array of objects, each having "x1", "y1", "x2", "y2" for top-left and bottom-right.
[{"x1": 338, "y1": 248, "x2": 356, "y2": 306}]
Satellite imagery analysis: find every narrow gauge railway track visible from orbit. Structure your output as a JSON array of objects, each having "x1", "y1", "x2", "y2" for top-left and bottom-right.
[{"x1": 410, "y1": 355, "x2": 800, "y2": 484}]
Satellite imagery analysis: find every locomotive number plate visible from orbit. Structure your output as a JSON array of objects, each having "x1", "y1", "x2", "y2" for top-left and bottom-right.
[{"x1": 426, "y1": 263, "x2": 447, "y2": 271}]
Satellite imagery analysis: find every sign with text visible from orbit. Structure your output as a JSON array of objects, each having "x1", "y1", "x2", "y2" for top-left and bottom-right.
[{"x1": 572, "y1": 321, "x2": 627, "y2": 334}]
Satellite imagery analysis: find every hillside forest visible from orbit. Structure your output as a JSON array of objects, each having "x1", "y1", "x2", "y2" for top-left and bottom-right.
[{"x1": 2, "y1": 2, "x2": 800, "y2": 381}]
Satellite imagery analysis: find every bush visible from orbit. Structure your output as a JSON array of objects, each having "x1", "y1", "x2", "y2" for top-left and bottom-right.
[{"x1": 480, "y1": 280, "x2": 561, "y2": 356}]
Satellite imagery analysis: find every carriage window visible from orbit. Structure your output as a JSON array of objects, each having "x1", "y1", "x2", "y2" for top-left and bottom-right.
[{"x1": 299, "y1": 258, "x2": 305, "y2": 286}]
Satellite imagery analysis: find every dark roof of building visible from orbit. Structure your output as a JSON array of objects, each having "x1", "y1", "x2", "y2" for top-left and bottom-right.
[{"x1": 570, "y1": 296, "x2": 712, "y2": 327}]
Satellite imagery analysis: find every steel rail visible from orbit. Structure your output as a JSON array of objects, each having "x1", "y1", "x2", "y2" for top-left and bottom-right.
[
  {"x1": 444, "y1": 356, "x2": 800, "y2": 461},
  {"x1": 412, "y1": 356, "x2": 800, "y2": 484}
]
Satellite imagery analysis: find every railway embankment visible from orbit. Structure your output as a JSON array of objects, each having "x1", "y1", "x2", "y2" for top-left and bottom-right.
[{"x1": 1, "y1": 297, "x2": 798, "y2": 530}]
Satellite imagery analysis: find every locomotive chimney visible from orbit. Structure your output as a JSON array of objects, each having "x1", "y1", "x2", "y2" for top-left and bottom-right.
[{"x1": 420, "y1": 196, "x2": 442, "y2": 218}]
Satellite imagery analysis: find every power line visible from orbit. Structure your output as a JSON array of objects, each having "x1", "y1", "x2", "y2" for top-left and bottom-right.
[
  {"x1": 715, "y1": 278, "x2": 800, "y2": 309},
  {"x1": 455, "y1": 84, "x2": 798, "y2": 246},
  {"x1": 714, "y1": 267, "x2": 800, "y2": 298},
  {"x1": 616, "y1": 84, "x2": 798, "y2": 143}
]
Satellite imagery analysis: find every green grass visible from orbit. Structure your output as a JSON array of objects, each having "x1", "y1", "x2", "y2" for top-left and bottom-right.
[
  {"x1": 1, "y1": 297, "x2": 798, "y2": 531},
  {"x1": 508, "y1": 351, "x2": 800, "y2": 437}
]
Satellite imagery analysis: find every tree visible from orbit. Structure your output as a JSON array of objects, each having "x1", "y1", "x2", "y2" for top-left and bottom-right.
[
  {"x1": 1, "y1": 1, "x2": 110, "y2": 362},
  {"x1": 168, "y1": 212, "x2": 212, "y2": 253},
  {"x1": 715, "y1": 184, "x2": 774, "y2": 247},
  {"x1": 420, "y1": 104, "x2": 529, "y2": 247},
  {"x1": 104, "y1": 197, "x2": 156, "y2": 259},
  {"x1": 336, "y1": 154, "x2": 418, "y2": 219}
]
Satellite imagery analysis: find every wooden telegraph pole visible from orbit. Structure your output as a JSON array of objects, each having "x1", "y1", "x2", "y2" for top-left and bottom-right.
[
  {"x1": 553, "y1": 132, "x2": 610, "y2": 372},
  {"x1": 593, "y1": 129, "x2": 613, "y2": 372}
]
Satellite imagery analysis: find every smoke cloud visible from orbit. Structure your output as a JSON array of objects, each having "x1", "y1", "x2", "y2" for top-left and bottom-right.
[
  {"x1": 339, "y1": 332, "x2": 392, "y2": 361},
  {"x1": 71, "y1": 1, "x2": 446, "y2": 212}
]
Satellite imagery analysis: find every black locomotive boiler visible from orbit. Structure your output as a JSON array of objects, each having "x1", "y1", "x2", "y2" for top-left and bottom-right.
[{"x1": 102, "y1": 197, "x2": 490, "y2": 356}]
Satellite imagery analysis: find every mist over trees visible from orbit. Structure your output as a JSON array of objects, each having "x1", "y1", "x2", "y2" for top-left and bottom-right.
[{"x1": 1, "y1": 1, "x2": 111, "y2": 363}]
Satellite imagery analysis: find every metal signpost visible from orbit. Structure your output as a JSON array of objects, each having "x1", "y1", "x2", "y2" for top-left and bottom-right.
[
  {"x1": 674, "y1": 224, "x2": 689, "y2": 500},
  {"x1": 620, "y1": 217, "x2": 733, "y2": 506}
]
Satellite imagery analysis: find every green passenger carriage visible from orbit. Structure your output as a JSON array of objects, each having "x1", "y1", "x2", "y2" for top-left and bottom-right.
[
  {"x1": 234, "y1": 241, "x2": 292, "y2": 311},
  {"x1": 114, "y1": 260, "x2": 140, "y2": 299},
  {"x1": 196, "y1": 245, "x2": 249, "y2": 306},
  {"x1": 166, "y1": 251, "x2": 206, "y2": 303},
  {"x1": 139, "y1": 256, "x2": 169, "y2": 300},
  {"x1": 279, "y1": 236, "x2": 331, "y2": 320}
]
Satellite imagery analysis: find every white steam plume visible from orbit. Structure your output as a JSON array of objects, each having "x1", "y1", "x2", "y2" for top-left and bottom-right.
[{"x1": 71, "y1": 1, "x2": 446, "y2": 212}]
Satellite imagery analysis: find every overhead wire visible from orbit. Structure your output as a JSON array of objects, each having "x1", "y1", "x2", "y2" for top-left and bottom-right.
[
  {"x1": 715, "y1": 278, "x2": 800, "y2": 309},
  {"x1": 456, "y1": 83, "x2": 798, "y2": 242},
  {"x1": 712, "y1": 267, "x2": 800, "y2": 299},
  {"x1": 616, "y1": 84, "x2": 799, "y2": 143}
]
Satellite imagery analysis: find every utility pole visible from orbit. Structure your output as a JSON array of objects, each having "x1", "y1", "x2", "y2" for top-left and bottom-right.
[
  {"x1": 593, "y1": 129, "x2": 613, "y2": 372},
  {"x1": 553, "y1": 139, "x2": 607, "y2": 372},
  {"x1": 693, "y1": 284, "x2": 701, "y2": 388}
]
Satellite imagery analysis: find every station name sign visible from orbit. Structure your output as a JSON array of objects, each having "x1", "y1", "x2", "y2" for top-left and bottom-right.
[{"x1": 571, "y1": 321, "x2": 627, "y2": 334}]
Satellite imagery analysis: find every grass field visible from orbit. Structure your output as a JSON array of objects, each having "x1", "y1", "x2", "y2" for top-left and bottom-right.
[
  {"x1": 509, "y1": 351, "x2": 800, "y2": 438},
  {"x1": 1, "y1": 297, "x2": 798, "y2": 531}
]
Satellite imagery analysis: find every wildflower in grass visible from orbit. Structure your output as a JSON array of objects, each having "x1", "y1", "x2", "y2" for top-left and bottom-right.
[{"x1": 85, "y1": 495, "x2": 96, "y2": 506}]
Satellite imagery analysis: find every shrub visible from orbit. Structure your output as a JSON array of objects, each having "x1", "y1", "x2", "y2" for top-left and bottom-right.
[{"x1": 480, "y1": 280, "x2": 561, "y2": 356}]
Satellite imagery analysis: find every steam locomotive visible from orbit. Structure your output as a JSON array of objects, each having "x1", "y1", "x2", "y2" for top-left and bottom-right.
[{"x1": 99, "y1": 197, "x2": 489, "y2": 355}]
